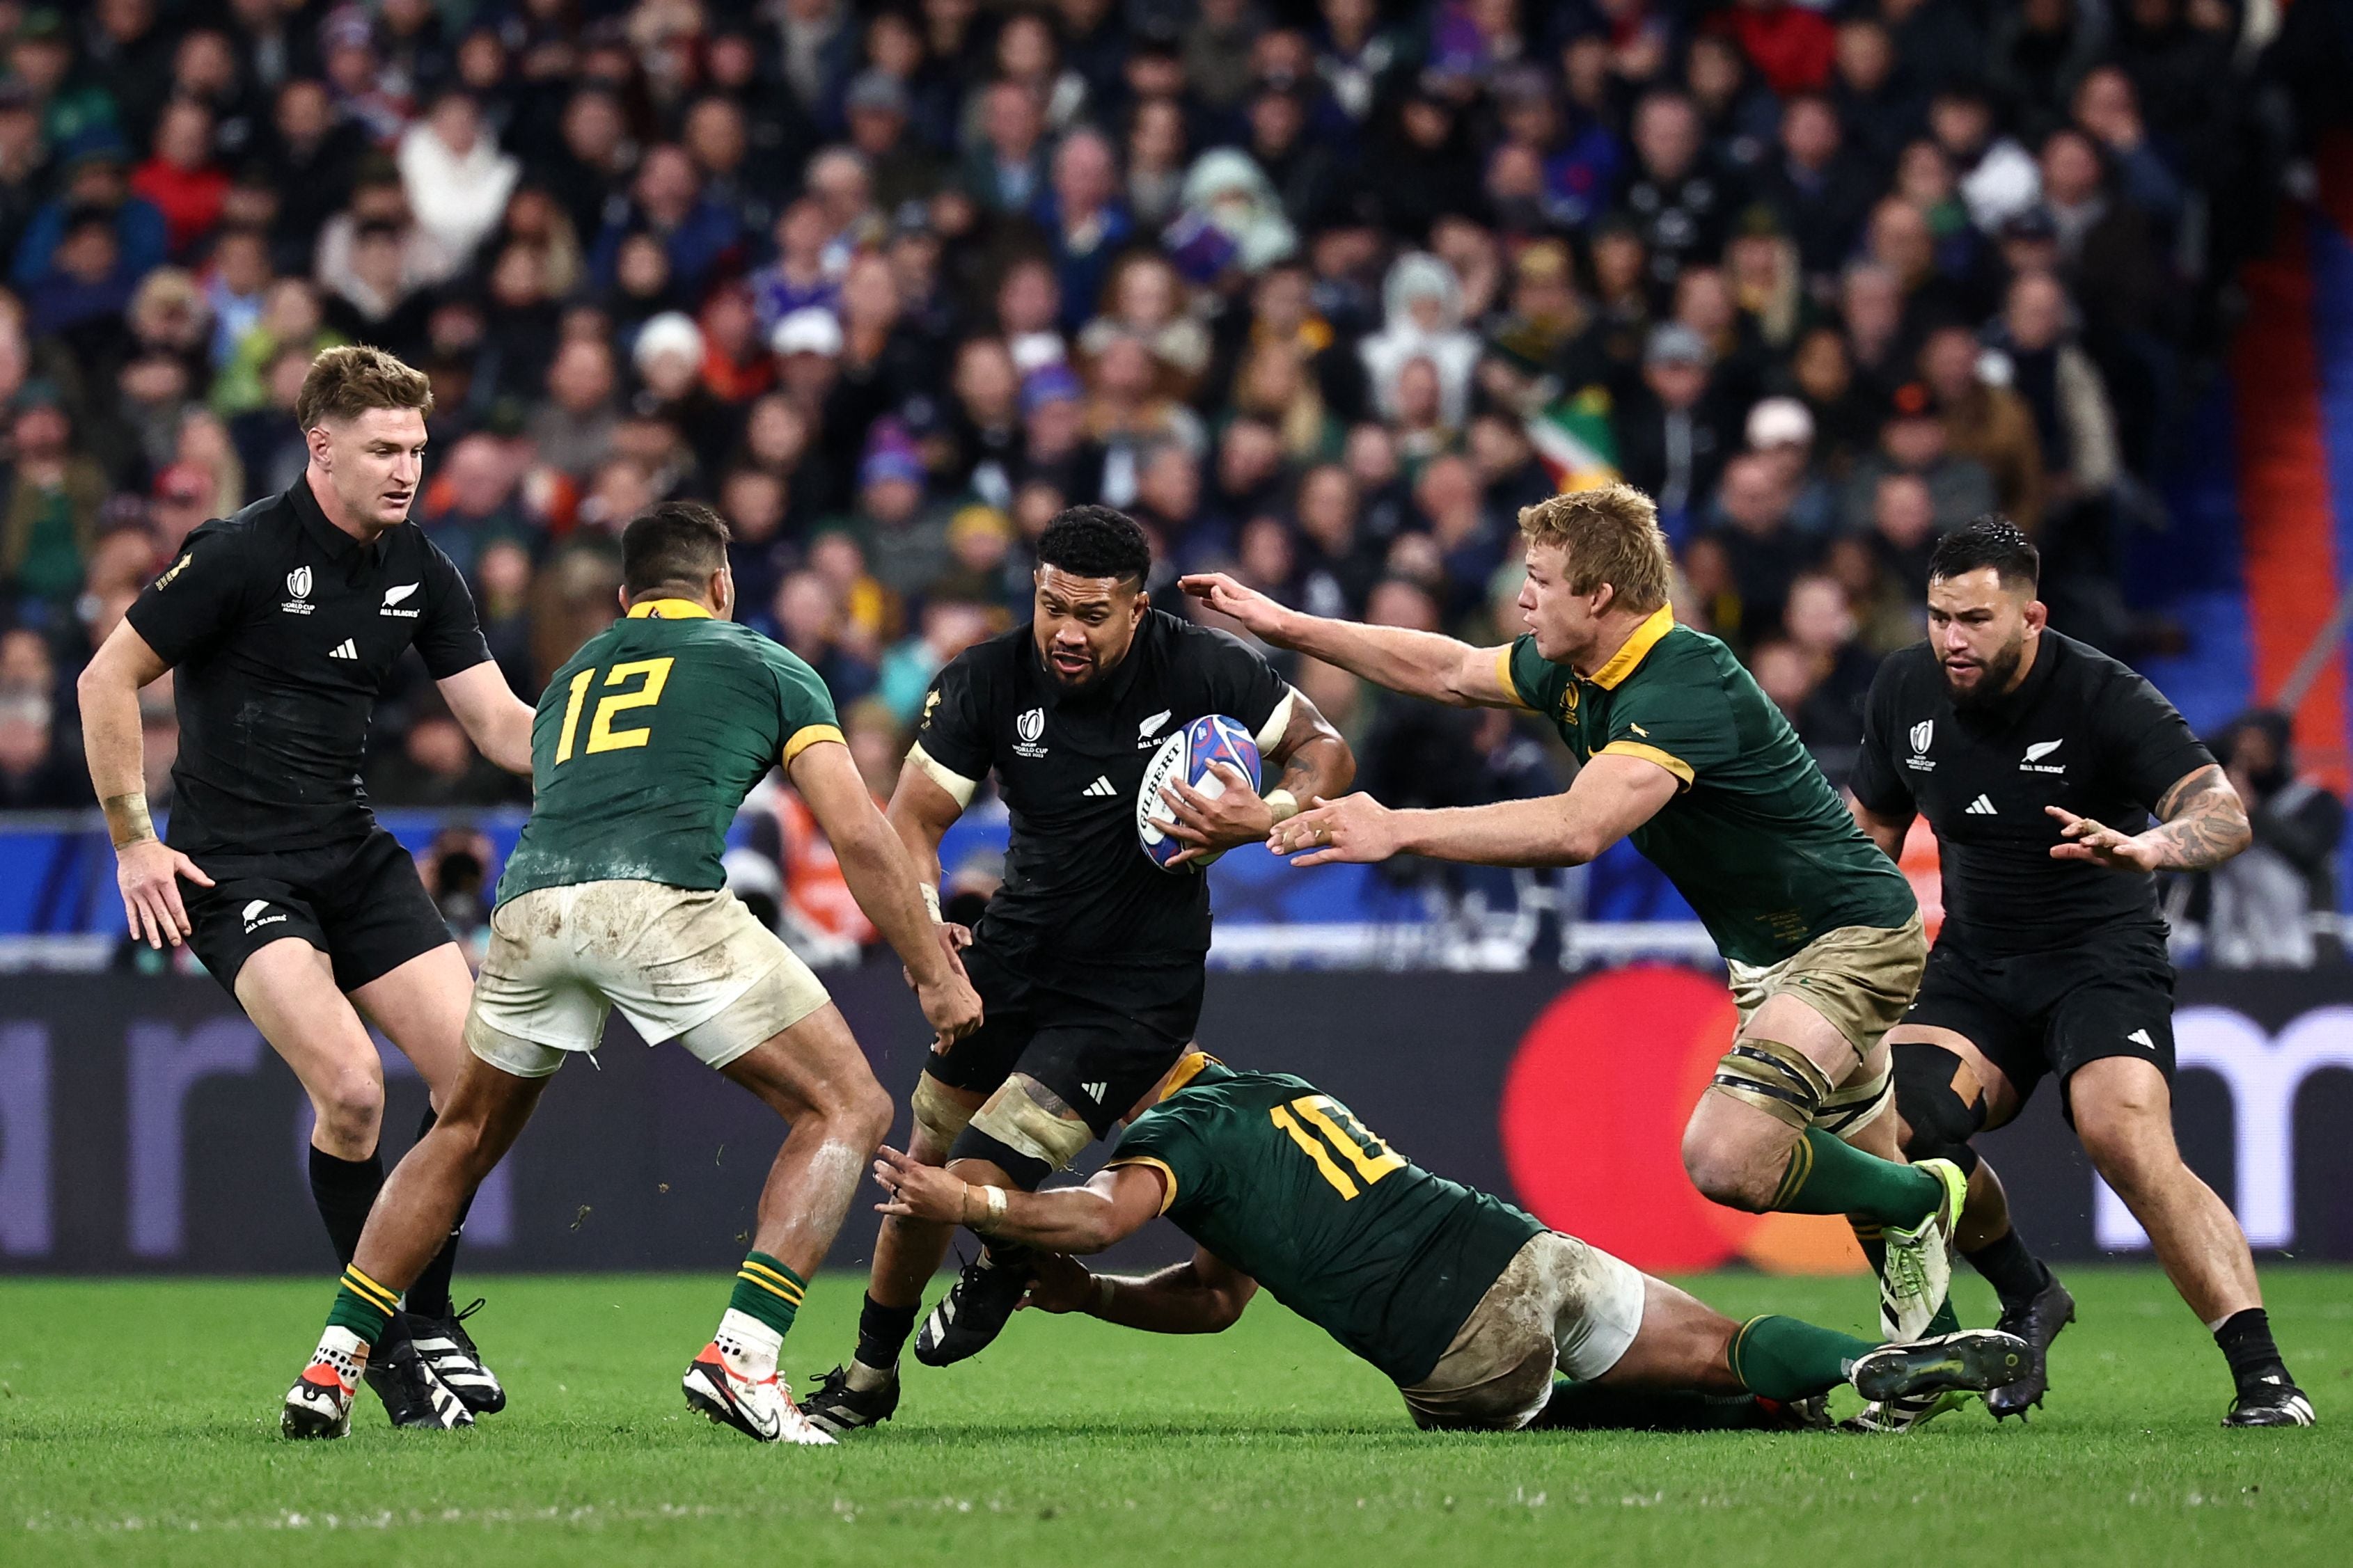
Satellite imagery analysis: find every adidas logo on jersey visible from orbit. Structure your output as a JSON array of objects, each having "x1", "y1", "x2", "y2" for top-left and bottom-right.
[
  {"x1": 1081, "y1": 1082, "x2": 1108, "y2": 1103},
  {"x1": 328, "y1": 640, "x2": 359, "y2": 660},
  {"x1": 1965, "y1": 794, "x2": 1997, "y2": 815},
  {"x1": 1082, "y1": 775, "x2": 1116, "y2": 798},
  {"x1": 2127, "y1": 1028, "x2": 2155, "y2": 1048}
]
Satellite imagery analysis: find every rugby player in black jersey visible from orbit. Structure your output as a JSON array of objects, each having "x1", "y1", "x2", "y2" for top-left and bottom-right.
[
  {"x1": 1850, "y1": 519, "x2": 2311, "y2": 1427},
  {"x1": 803, "y1": 506, "x2": 1355, "y2": 1434},
  {"x1": 81, "y1": 347, "x2": 534, "y2": 1427}
]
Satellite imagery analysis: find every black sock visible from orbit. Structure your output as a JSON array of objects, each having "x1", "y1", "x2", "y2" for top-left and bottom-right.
[
  {"x1": 855, "y1": 1292, "x2": 920, "y2": 1370},
  {"x1": 1962, "y1": 1228, "x2": 2050, "y2": 1310},
  {"x1": 402, "y1": 1106, "x2": 473, "y2": 1321},
  {"x1": 308, "y1": 1146, "x2": 384, "y2": 1268},
  {"x1": 2214, "y1": 1308, "x2": 2292, "y2": 1392}
]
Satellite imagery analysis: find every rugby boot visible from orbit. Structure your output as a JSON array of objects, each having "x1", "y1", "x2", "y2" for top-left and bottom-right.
[
  {"x1": 1878, "y1": 1158, "x2": 1967, "y2": 1341},
  {"x1": 682, "y1": 1343, "x2": 833, "y2": 1445},
  {"x1": 1851, "y1": 1328, "x2": 2029, "y2": 1407},
  {"x1": 2224, "y1": 1375, "x2": 2316, "y2": 1428},
  {"x1": 1985, "y1": 1272, "x2": 2075, "y2": 1421},
  {"x1": 363, "y1": 1336, "x2": 475, "y2": 1430},
  {"x1": 281, "y1": 1352, "x2": 361, "y2": 1440},
  {"x1": 914, "y1": 1246, "x2": 1036, "y2": 1366},
  {"x1": 1839, "y1": 1390, "x2": 1973, "y2": 1433},
  {"x1": 803, "y1": 1363, "x2": 900, "y2": 1436},
  {"x1": 410, "y1": 1298, "x2": 505, "y2": 1416}
]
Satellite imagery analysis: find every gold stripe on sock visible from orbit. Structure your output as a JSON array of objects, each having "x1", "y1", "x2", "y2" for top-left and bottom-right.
[
  {"x1": 1771, "y1": 1137, "x2": 1814, "y2": 1210},
  {"x1": 739, "y1": 1260, "x2": 805, "y2": 1301},
  {"x1": 1728, "y1": 1317, "x2": 1761, "y2": 1385},
  {"x1": 737, "y1": 1270, "x2": 803, "y2": 1306},
  {"x1": 342, "y1": 1267, "x2": 399, "y2": 1313}
]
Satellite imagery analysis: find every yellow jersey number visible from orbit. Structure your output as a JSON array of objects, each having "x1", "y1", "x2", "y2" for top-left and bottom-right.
[
  {"x1": 1268, "y1": 1094, "x2": 1406, "y2": 1200},
  {"x1": 553, "y1": 656, "x2": 675, "y2": 764}
]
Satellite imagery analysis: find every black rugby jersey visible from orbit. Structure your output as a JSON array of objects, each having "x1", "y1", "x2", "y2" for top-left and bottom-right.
[
  {"x1": 1850, "y1": 630, "x2": 2213, "y2": 956},
  {"x1": 125, "y1": 477, "x2": 493, "y2": 857},
  {"x1": 912, "y1": 610, "x2": 1287, "y2": 985}
]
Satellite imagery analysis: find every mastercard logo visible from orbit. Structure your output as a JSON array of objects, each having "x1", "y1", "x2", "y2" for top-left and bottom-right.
[{"x1": 1498, "y1": 965, "x2": 1868, "y2": 1275}]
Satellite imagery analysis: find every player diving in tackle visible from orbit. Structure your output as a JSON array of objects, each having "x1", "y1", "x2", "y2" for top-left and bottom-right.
[
  {"x1": 1185, "y1": 484, "x2": 1970, "y2": 1427},
  {"x1": 281, "y1": 502, "x2": 983, "y2": 1445},
  {"x1": 870, "y1": 1052, "x2": 2029, "y2": 1432}
]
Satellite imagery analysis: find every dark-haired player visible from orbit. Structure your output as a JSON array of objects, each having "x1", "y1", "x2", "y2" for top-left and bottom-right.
[
  {"x1": 81, "y1": 346, "x2": 534, "y2": 1427},
  {"x1": 870, "y1": 1051, "x2": 2029, "y2": 1432},
  {"x1": 1850, "y1": 518, "x2": 2312, "y2": 1428},
  {"x1": 280, "y1": 502, "x2": 982, "y2": 1444},
  {"x1": 803, "y1": 505, "x2": 1355, "y2": 1434}
]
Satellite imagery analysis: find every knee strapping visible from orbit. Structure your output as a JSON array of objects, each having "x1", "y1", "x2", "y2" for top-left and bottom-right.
[
  {"x1": 1709, "y1": 1039, "x2": 1832, "y2": 1130},
  {"x1": 963, "y1": 1075, "x2": 1092, "y2": 1173},
  {"x1": 910, "y1": 1073, "x2": 976, "y2": 1149},
  {"x1": 1893, "y1": 1043, "x2": 1985, "y2": 1175}
]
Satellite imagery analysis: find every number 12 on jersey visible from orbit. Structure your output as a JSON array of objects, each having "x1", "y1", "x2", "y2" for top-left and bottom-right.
[
  {"x1": 1270, "y1": 1094, "x2": 1405, "y2": 1199},
  {"x1": 554, "y1": 657, "x2": 675, "y2": 763}
]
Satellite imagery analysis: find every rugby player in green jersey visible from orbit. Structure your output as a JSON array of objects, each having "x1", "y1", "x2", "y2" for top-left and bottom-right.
[
  {"x1": 280, "y1": 503, "x2": 983, "y2": 1446},
  {"x1": 870, "y1": 1052, "x2": 2027, "y2": 1432},
  {"x1": 1183, "y1": 484, "x2": 1967, "y2": 1373}
]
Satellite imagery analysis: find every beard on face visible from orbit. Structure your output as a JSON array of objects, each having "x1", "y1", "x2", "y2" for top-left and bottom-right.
[{"x1": 1941, "y1": 630, "x2": 2026, "y2": 710}]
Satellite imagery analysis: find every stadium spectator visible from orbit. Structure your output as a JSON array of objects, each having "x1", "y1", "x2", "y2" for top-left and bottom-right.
[
  {"x1": 0, "y1": 0, "x2": 2283, "y2": 976},
  {"x1": 2200, "y1": 711, "x2": 2346, "y2": 970}
]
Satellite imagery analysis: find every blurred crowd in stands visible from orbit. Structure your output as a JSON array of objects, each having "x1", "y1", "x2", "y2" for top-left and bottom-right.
[{"x1": 0, "y1": 0, "x2": 2345, "y2": 953}]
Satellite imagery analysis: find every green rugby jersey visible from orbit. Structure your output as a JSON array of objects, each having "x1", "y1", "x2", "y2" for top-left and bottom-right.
[
  {"x1": 495, "y1": 598, "x2": 840, "y2": 905},
  {"x1": 1108, "y1": 1057, "x2": 1543, "y2": 1385},
  {"x1": 1500, "y1": 606, "x2": 1912, "y2": 965}
]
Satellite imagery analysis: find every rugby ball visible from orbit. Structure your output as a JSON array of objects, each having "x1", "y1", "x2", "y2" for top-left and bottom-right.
[{"x1": 1136, "y1": 715, "x2": 1262, "y2": 873}]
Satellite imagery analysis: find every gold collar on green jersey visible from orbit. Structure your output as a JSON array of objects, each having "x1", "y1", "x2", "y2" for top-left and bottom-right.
[
  {"x1": 1158, "y1": 1050, "x2": 1221, "y2": 1101},
  {"x1": 626, "y1": 598, "x2": 713, "y2": 619},
  {"x1": 1589, "y1": 604, "x2": 1675, "y2": 690}
]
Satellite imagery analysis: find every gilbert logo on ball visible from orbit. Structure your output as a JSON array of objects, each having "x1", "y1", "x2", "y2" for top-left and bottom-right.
[{"x1": 1137, "y1": 715, "x2": 1261, "y2": 872}]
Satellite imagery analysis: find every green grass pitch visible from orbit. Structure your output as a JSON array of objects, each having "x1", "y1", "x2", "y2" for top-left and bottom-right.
[{"x1": 5, "y1": 1267, "x2": 2350, "y2": 1567}]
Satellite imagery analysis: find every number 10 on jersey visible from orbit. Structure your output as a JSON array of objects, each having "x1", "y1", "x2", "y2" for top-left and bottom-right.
[
  {"x1": 554, "y1": 657, "x2": 675, "y2": 763},
  {"x1": 1270, "y1": 1095, "x2": 1406, "y2": 1199}
]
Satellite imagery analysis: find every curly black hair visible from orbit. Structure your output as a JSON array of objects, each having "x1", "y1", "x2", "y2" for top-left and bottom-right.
[
  {"x1": 1928, "y1": 514, "x2": 2039, "y2": 591},
  {"x1": 1035, "y1": 504, "x2": 1151, "y2": 587}
]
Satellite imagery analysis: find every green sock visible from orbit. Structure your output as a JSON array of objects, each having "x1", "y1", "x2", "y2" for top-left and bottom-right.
[
  {"x1": 1727, "y1": 1315, "x2": 1878, "y2": 1401},
  {"x1": 1771, "y1": 1129, "x2": 1940, "y2": 1227},
  {"x1": 325, "y1": 1264, "x2": 398, "y2": 1347},
  {"x1": 727, "y1": 1252, "x2": 806, "y2": 1338}
]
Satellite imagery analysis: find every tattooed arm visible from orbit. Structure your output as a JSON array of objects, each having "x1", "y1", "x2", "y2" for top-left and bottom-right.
[{"x1": 2046, "y1": 763, "x2": 2252, "y2": 872}]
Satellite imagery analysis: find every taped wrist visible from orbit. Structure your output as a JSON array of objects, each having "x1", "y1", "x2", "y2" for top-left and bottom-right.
[
  {"x1": 1708, "y1": 1038, "x2": 1833, "y2": 1130},
  {"x1": 1892, "y1": 1043, "x2": 1986, "y2": 1176},
  {"x1": 1264, "y1": 788, "x2": 1300, "y2": 824},
  {"x1": 920, "y1": 882, "x2": 942, "y2": 923},
  {"x1": 102, "y1": 791, "x2": 155, "y2": 848}
]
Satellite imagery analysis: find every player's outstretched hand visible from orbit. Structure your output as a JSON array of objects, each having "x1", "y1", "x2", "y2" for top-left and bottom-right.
[
  {"x1": 1152, "y1": 763, "x2": 1273, "y2": 865},
  {"x1": 2046, "y1": 805, "x2": 2157, "y2": 871},
  {"x1": 1018, "y1": 1252, "x2": 1095, "y2": 1315},
  {"x1": 871, "y1": 1145, "x2": 971, "y2": 1226},
  {"x1": 1178, "y1": 572, "x2": 1293, "y2": 643},
  {"x1": 915, "y1": 965, "x2": 984, "y2": 1052},
  {"x1": 1270, "y1": 793, "x2": 1401, "y2": 867},
  {"x1": 116, "y1": 839, "x2": 214, "y2": 950}
]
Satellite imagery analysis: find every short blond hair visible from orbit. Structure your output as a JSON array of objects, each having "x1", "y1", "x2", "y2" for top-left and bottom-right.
[
  {"x1": 294, "y1": 345, "x2": 434, "y2": 431},
  {"x1": 1518, "y1": 483, "x2": 1672, "y2": 615}
]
